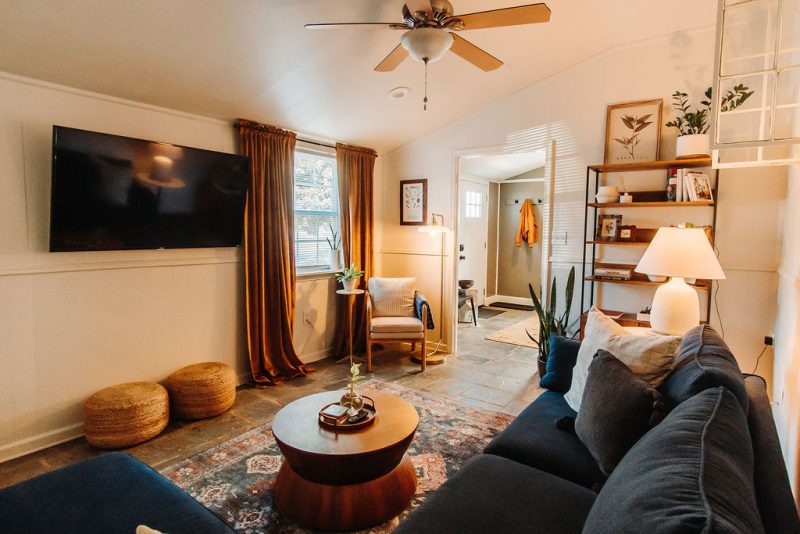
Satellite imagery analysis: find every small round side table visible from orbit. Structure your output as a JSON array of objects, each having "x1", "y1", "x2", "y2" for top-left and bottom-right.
[{"x1": 336, "y1": 288, "x2": 365, "y2": 364}]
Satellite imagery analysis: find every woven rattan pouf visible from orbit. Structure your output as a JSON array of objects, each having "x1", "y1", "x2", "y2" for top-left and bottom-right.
[
  {"x1": 165, "y1": 362, "x2": 236, "y2": 420},
  {"x1": 83, "y1": 382, "x2": 169, "y2": 449}
]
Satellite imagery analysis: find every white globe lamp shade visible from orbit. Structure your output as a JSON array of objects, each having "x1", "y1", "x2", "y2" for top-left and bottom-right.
[
  {"x1": 635, "y1": 227, "x2": 725, "y2": 336},
  {"x1": 401, "y1": 28, "x2": 454, "y2": 63}
]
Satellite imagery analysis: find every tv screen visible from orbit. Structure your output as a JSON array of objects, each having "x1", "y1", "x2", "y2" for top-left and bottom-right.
[{"x1": 49, "y1": 126, "x2": 250, "y2": 252}]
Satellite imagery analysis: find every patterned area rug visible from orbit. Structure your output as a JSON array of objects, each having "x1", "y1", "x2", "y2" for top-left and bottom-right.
[
  {"x1": 159, "y1": 380, "x2": 514, "y2": 533},
  {"x1": 485, "y1": 316, "x2": 539, "y2": 348}
]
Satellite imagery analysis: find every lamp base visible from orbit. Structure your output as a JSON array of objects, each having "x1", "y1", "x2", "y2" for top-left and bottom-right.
[{"x1": 650, "y1": 277, "x2": 700, "y2": 335}]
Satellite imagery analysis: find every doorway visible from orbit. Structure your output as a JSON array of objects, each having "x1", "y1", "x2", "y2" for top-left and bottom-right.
[{"x1": 456, "y1": 150, "x2": 547, "y2": 354}]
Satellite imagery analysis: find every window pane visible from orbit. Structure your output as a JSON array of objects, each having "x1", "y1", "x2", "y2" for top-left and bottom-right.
[
  {"x1": 293, "y1": 151, "x2": 340, "y2": 269},
  {"x1": 721, "y1": 1, "x2": 778, "y2": 77}
]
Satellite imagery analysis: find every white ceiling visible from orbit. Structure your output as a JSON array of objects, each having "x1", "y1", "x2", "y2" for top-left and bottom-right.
[
  {"x1": 0, "y1": 1, "x2": 716, "y2": 154},
  {"x1": 460, "y1": 151, "x2": 545, "y2": 180}
]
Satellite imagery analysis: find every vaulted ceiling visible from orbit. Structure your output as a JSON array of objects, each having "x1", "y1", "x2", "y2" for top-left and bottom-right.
[{"x1": 0, "y1": 1, "x2": 716, "y2": 153}]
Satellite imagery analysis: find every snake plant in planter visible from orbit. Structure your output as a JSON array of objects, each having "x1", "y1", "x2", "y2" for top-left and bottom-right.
[{"x1": 527, "y1": 266, "x2": 576, "y2": 379}]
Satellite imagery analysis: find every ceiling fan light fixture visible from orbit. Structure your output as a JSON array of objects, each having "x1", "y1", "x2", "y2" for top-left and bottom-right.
[{"x1": 401, "y1": 28, "x2": 453, "y2": 63}]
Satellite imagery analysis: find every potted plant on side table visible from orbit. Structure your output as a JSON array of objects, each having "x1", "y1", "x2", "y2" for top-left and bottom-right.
[
  {"x1": 336, "y1": 264, "x2": 364, "y2": 292},
  {"x1": 666, "y1": 85, "x2": 753, "y2": 158},
  {"x1": 527, "y1": 266, "x2": 575, "y2": 381}
]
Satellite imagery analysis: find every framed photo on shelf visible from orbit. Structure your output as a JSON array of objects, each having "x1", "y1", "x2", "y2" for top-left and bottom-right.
[
  {"x1": 618, "y1": 225, "x2": 637, "y2": 242},
  {"x1": 596, "y1": 214, "x2": 622, "y2": 241},
  {"x1": 400, "y1": 179, "x2": 427, "y2": 225},
  {"x1": 604, "y1": 99, "x2": 663, "y2": 164},
  {"x1": 691, "y1": 173, "x2": 714, "y2": 202}
]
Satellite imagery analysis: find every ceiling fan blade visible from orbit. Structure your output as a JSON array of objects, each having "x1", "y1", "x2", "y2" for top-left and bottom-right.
[
  {"x1": 305, "y1": 22, "x2": 404, "y2": 30},
  {"x1": 405, "y1": 0, "x2": 433, "y2": 15},
  {"x1": 449, "y1": 34, "x2": 503, "y2": 71},
  {"x1": 455, "y1": 3, "x2": 551, "y2": 30},
  {"x1": 374, "y1": 44, "x2": 410, "y2": 72}
]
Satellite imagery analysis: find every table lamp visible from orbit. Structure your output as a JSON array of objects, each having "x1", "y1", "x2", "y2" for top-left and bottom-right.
[{"x1": 635, "y1": 227, "x2": 725, "y2": 335}]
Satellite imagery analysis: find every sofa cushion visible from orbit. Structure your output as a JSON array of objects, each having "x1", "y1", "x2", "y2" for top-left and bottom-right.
[
  {"x1": 564, "y1": 307, "x2": 680, "y2": 412},
  {"x1": 659, "y1": 324, "x2": 748, "y2": 413},
  {"x1": 582, "y1": 387, "x2": 764, "y2": 534},
  {"x1": 395, "y1": 454, "x2": 596, "y2": 534},
  {"x1": 0, "y1": 452, "x2": 233, "y2": 534},
  {"x1": 368, "y1": 277, "x2": 416, "y2": 317},
  {"x1": 540, "y1": 335, "x2": 581, "y2": 393},
  {"x1": 484, "y1": 391, "x2": 604, "y2": 487},
  {"x1": 575, "y1": 350, "x2": 665, "y2": 476},
  {"x1": 369, "y1": 316, "x2": 424, "y2": 333}
]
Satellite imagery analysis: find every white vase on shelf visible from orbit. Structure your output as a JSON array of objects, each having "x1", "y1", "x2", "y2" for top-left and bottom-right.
[{"x1": 676, "y1": 134, "x2": 710, "y2": 159}]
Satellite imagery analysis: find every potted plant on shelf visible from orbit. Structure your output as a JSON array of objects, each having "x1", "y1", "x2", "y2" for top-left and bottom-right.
[
  {"x1": 336, "y1": 264, "x2": 364, "y2": 292},
  {"x1": 325, "y1": 223, "x2": 341, "y2": 271},
  {"x1": 666, "y1": 85, "x2": 753, "y2": 158},
  {"x1": 527, "y1": 266, "x2": 576, "y2": 381}
]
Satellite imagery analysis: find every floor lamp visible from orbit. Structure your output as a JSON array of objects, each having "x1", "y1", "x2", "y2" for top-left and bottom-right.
[{"x1": 414, "y1": 212, "x2": 449, "y2": 365}]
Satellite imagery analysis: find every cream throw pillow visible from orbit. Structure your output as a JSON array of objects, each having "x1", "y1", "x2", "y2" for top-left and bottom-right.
[
  {"x1": 368, "y1": 277, "x2": 416, "y2": 317},
  {"x1": 564, "y1": 307, "x2": 681, "y2": 412}
]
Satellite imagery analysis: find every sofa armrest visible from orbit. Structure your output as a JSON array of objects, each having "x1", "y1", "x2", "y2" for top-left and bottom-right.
[{"x1": 744, "y1": 375, "x2": 800, "y2": 532}]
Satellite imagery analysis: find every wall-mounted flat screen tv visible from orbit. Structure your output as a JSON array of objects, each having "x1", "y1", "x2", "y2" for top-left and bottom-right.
[{"x1": 50, "y1": 126, "x2": 250, "y2": 252}]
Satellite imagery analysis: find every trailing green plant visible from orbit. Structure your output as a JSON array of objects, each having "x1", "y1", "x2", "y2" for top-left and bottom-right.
[
  {"x1": 527, "y1": 266, "x2": 576, "y2": 363},
  {"x1": 325, "y1": 223, "x2": 341, "y2": 250},
  {"x1": 666, "y1": 85, "x2": 754, "y2": 136},
  {"x1": 336, "y1": 264, "x2": 364, "y2": 282}
]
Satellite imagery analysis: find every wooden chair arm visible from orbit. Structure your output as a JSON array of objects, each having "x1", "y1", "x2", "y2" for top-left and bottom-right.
[{"x1": 365, "y1": 290, "x2": 372, "y2": 324}]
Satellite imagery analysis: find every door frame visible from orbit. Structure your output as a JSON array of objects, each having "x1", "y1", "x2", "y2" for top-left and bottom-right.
[
  {"x1": 450, "y1": 145, "x2": 553, "y2": 354},
  {"x1": 457, "y1": 177, "x2": 490, "y2": 308}
]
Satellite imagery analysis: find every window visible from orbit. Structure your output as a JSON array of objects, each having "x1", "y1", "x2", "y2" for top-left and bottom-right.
[
  {"x1": 293, "y1": 149, "x2": 340, "y2": 272},
  {"x1": 465, "y1": 190, "x2": 483, "y2": 218}
]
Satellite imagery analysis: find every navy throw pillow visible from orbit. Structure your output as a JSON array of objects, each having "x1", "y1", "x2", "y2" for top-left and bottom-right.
[
  {"x1": 583, "y1": 387, "x2": 764, "y2": 534},
  {"x1": 540, "y1": 335, "x2": 581, "y2": 393},
  {"x1": 659, "y1": 324, "x2": 748, "y2": 413}
]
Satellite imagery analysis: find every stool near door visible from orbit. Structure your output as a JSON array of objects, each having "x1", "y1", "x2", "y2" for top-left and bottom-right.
[{"x1": 365, "y1": 277, "x2": 433, "y2": 372}]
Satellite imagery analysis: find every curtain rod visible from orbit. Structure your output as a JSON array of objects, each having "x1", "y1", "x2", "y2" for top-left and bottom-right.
[{"x1": 233, "y1": 121, "x2": 335, "y2": 149}]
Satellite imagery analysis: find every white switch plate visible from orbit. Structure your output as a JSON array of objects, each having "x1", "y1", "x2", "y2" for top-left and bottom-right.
[{"x1": 552, "y1": 232, "x2": 567, "y2": 245}]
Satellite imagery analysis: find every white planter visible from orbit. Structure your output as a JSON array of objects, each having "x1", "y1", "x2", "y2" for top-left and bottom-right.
[
  {"x1": 342, "y1": 278, "x2": 357, "y2": 292},
  {"x1": 676, "y1": 134, "x2": 710, "y2": 159},
  {"x1": 328, "y1": 249, "x2": 340, "y2": 271}
]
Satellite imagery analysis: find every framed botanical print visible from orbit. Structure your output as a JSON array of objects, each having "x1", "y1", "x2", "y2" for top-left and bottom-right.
[
  {"x1": 596, "y1": 214, "x2": 622, "y2": 242},
  {"x1": 604, "y1": 99, "x2": 663, "y2": 164},
  {"x1": 400, "y1": 179, "x2": 427, "y2": 225}
]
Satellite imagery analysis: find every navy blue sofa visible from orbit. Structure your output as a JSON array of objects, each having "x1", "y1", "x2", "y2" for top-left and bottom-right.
[
  {"x1": 0, "y1": 452, "x2": 232, "y2": 534},
  {"x1": 396, "y1": 325, "x2": 800, "y2": 533}
]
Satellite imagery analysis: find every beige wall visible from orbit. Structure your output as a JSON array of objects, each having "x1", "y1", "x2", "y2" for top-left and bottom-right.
[
  {"x1": 496, "y1": 181, "x2": 544, "y2": 298},
  {"x1": 0, "y1": 73, "x2": 339, "y2": 461}
]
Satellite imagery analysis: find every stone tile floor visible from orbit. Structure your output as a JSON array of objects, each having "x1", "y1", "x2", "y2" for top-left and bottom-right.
[{"x1": 0, "y1": 307, "x2": 542, "y2": 489}]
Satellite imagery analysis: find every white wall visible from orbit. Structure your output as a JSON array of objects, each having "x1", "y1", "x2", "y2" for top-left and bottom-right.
[
  {"x1": 0, "y1": 73, "x2": 338, "y2": 462},
  {"x1": 774, "y1": 163, "x2": 800, "y2": 503}
]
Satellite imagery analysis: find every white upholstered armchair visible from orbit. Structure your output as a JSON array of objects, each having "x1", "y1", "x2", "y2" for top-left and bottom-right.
[{"x1": 365, "y1": 277, "x2": 432, "y2": 372}]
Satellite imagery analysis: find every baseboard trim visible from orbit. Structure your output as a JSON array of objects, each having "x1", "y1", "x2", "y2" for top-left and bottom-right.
[
  {"x1": 486, "y1": 295, "x2": 531, "y2": 307},
  {"x1": 0, "y1": 422, "x2": 84, "y2": 464}
]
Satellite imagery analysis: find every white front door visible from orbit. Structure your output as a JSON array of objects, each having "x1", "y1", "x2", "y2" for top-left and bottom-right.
[{"x1": 458, "y1": 179, "x2": 489, "y2": 307}]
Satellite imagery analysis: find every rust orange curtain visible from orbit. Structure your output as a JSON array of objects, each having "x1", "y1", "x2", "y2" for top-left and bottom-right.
[
  {"x1": 334, "y1": 143, "x2": 377, "y2": 358},
  {"x1": 239, "y1": 119, "x2": 310, "y2": 384}
]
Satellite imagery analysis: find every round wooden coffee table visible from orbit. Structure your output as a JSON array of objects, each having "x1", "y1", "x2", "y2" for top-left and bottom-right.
[{"x1": 272, "y1": 391, "x2": 418, "y2": 531}]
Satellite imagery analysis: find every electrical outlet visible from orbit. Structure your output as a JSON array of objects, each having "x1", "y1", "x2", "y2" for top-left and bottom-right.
[
  {"x1": 552, "y1": 232, "x2": 567, "y2": 246},
  {"x1": 764, "y1": 335, "x2": 774, "y2": 346},
  {"x1": 303, "y1": 310, "x2": 313, "y2": 326}
]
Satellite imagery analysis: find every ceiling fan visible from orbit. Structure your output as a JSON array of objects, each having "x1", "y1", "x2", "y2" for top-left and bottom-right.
[{"x1": 306, "y1": 1, "x2": 551, "y2": 109}]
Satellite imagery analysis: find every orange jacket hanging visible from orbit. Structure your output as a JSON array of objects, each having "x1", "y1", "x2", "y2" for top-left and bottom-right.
[{"x1": 515, "y1": 199, "x2": 537, "y2": 248}]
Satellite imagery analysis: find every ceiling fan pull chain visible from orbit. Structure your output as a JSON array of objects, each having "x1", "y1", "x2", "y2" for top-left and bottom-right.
[{"x1": 423, "y1": 59, "x2": 429, "y2": 111}]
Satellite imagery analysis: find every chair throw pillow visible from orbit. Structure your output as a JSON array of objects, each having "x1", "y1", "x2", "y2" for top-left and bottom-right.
[
  {"x1": 582, "y1": 387, "x2": 764, "y2": 534},
  {"x1": 564, "y1": 307, "x2": 681, "y2": 412},
  {"x1": 575, "y1": 350, "x2": 666, "y2": 476},
  {"x1": 368, "y1": 277, "x2": 416, "y2": 317},
  {"x1": 540, "y1": 335, "x2": 581, "y2": 393}
]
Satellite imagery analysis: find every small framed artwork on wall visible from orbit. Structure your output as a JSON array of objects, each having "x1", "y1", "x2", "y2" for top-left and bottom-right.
[
  {"x1": 596, "y1": 214, "x2": 622, "y2": 241},
  {"x1": 400, "y1": 179, "x2": 427, "y2": 225},
  {"x1": 604, "y1": 99, "x2": 663, "y2": 164}
]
